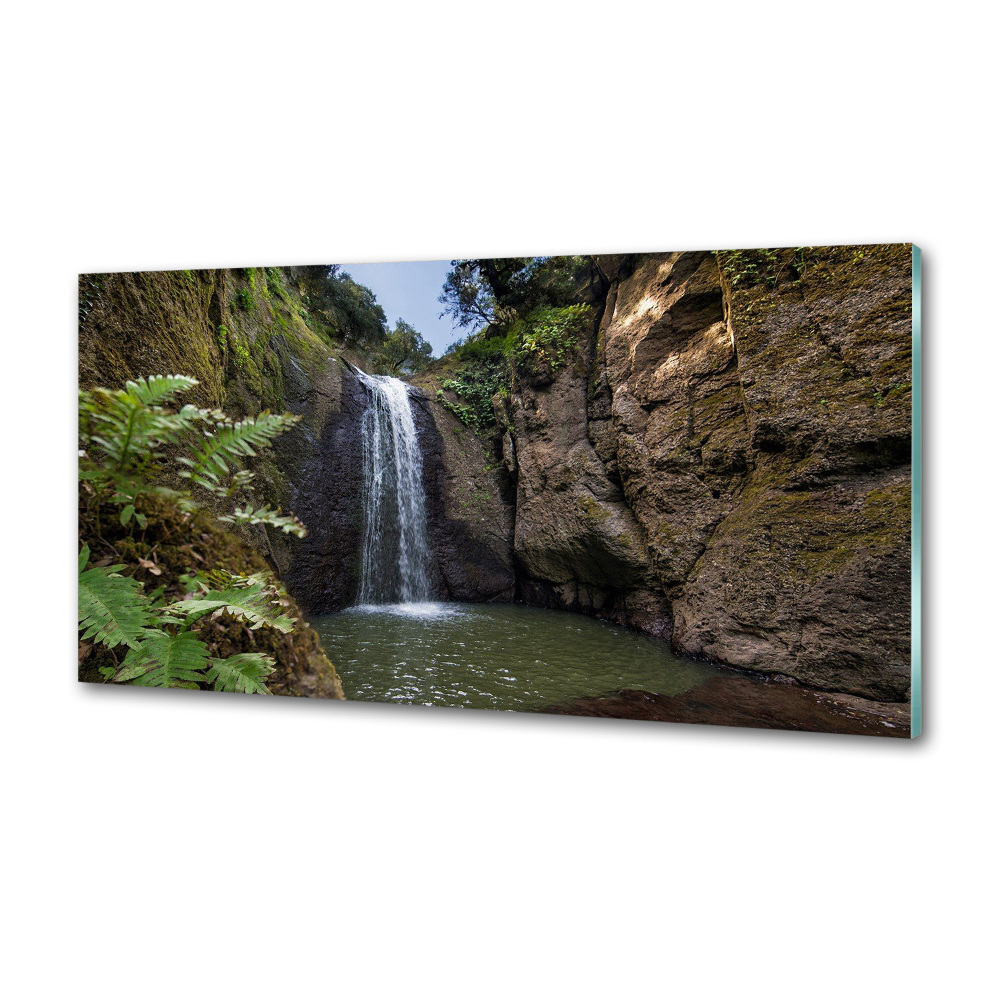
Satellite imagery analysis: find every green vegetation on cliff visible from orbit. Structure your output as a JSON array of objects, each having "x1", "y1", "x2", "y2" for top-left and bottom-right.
[
  {"x1": 423, "y1": 257, "x2": 601, "y2": 432},
  {"x1": 78, "y1": 373, "x2": 316, "y2": 694},
  {"x1": 78, "y1": 264, "x2": 433, "y2": 417}
]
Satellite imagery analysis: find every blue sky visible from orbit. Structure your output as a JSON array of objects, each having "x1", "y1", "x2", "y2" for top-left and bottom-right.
[{"x1": 338, "y1": 259, "x2": 459, "y2": 357}]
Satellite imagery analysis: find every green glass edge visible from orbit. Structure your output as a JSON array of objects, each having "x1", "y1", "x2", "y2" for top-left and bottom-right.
[{"x1": 911, "y1": 245, "x2": 922, "y2": 737}]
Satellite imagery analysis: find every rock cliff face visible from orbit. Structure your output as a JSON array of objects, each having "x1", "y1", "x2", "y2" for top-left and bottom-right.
[
  {"x1": 271, "y1": 357, "x2": 370, "y2": 613},
  {"x1": 497, "y1": 305, "x2": 672, "y2": 634},
  {"x1": 425, "y1": 247, "x2": 913, "y2": 700},
  {"x1": 411, "y1": 393, "x2": 516, "y2": 602}
]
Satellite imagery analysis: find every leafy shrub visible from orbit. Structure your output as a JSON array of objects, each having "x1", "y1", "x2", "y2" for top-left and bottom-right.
[
  {"x1": 438, "y1": 364, "x2": 506, "y2": 432},
  {"x1": 453, "y1": 332, "x2": 515, "y2": 364},
  {"x1": 438, "y1": 333, "x2": 512, "y2": 431},
  {"x1": 715, "y1": 247, "x2": 815, "y2": 289},
  {"x1": 262, "y1": 266, "x2": 285, "y2": 299},
  {"x1": 437, "y1": 306, "x2": 593, "y2": 432},
  {"x1": 509, "y1": 304, "x2": 593, "y2": 373}
]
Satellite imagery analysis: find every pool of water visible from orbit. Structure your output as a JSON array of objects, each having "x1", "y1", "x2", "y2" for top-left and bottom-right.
[
  {"x1": 311, "y1": 601, "x2": 910, "y2": 735},
  {"x1": 312, "y1": 602, "x2": 724, "y2": 712}
]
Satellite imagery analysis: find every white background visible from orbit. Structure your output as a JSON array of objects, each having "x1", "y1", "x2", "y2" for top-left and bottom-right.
[{"x1": 2, "y1": 3, "x2": 996, "y2": 997}]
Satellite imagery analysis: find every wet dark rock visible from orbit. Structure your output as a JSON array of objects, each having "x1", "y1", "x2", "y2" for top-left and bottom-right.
[
  {"x1": 278, "y1": 360, "x2": 370, "y2": 613},
  {"x1": 412, "y1": 391, "x2": 516, "y2": 602}
]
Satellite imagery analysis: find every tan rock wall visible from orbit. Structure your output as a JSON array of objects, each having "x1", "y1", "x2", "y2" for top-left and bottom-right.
[{"x1": 499, "y1": 246, "x2": 913, "y2": 699}]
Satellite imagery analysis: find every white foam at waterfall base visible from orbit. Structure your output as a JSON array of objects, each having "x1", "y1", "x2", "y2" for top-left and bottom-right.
[
  {"x1": 355, "y1": 372, "x2": 436, "y2": 605},
  {"x1": 350, "y1": 602, "x2": 467, "y2": 620}
]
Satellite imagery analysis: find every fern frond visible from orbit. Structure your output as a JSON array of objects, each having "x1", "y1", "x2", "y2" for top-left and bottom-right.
[
  {"x1": 123, "y1": 375, "x2": 200, "y2": 407},
  {"x1": 78, "y1": 548, "x2": 154, "y2": 649},
  {"x1": 114, "y1": 630, "x2": 209, "y2": 688},
  {"x1": 206, "y1": 653, "x2": 275, "y2": 695},
  {"x1": 187, "y1": 568, "x2": 289, "y2": 600},
  {"x1": 192, "y1": 568, "x2": 278, "y2": 592},
  {"x1": 169, "y1": 582, "x2": 296, "y2": 633},
  {"x1": 80, "y1": 376, "x2": 207, "y2": 469},
  {"x1": 177, "y1": 412, "x2": 300, "y2": 486},
  {"x1": 218, "y1": 505, "x2": 307, "y2": 537},
  {"x1": 225, "y1": 571, "x2": 285, "y2": 592}
]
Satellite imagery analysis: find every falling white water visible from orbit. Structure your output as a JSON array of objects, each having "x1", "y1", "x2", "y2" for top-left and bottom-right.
[{"x1": 356, "y1": 372, "x2": 435, "y2": 605}]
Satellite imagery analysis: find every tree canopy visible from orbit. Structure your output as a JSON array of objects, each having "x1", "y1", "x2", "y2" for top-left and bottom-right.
[
  {"x1": 374, "y1": 319, "x2": 434, "y2": 376},
  {"x1": 293, "y1": 266, "x2": 389, "y2": 350},
  {"x1": 438, "y1": 256, "x2": 602, "y2": 339}
]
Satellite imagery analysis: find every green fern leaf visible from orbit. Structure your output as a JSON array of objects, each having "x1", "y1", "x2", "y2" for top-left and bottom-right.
[
  {"x1": 218, "y1": 505, "x2": 307, "y2": 537},
  {"x1": 123, "y1": 374, "x2": 199, "y2": 407},
  {"x1": 178, "y1": 412, "x2": 300, "y2": 486},
  {"x1": 80, "y1": 376, "x2": 206, "y2": 469},
  {"x1": 79, "y1": 552, "x2": 153, "y2": 649},
  {"x1": 206, "y1": 653, "x2": 275, "y2": 695},
  {"x1": 169, "y1": 583, "x2": 296, "y2": 632},
  {"x1": 114, "y1": 630, "x2": 209, "y2": 688}
]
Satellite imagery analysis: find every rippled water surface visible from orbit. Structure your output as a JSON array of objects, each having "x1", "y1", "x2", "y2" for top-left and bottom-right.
[{"x1": 312, "y1": 602, "x2": 724, "y2": 712}]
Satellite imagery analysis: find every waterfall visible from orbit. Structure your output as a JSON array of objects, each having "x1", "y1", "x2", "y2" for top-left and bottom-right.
[{"x1": 356, "y1": 372, "x2": 435, "y2": 605}]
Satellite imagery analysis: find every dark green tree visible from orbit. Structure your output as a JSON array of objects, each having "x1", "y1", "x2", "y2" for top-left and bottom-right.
[
  {"x1": 439, "y1": 256, "x2": 600, "y2": 333},
  {"x1": 374, "y1": 319, "x2": 434, "y2": 376},
  {"x1": 326, "y1": 272, "x2": 388, "y2": 348},
  {"x1": 292, "y1": 266, "x2": 388, "y2": 349}
]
